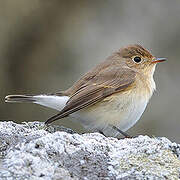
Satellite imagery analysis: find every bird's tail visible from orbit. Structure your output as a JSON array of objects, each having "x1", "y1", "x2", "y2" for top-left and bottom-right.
[
  {"x1": 5, "y1": 95, "x2": 35, "y2": 103},
  {"x1": 5, "y1": 94, "x2": 69, "y2": 111}
]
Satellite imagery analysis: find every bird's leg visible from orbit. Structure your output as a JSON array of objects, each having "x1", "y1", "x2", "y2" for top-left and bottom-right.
[
  {"x1": 112, "y1": 126, "x2": 131, "y2": 138},
  {"x1": 98, "y1": 130, "x2": 107, "y2": 137}
]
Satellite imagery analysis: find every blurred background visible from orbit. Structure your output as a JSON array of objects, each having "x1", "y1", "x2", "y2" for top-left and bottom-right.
[{"x1": 0, "y1": 0, "x2": 180, "y2": 142}]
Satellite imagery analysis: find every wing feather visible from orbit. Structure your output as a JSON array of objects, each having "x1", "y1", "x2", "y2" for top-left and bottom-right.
[{"x1": 45, "y1": 66, "x2": 135, "y2": 124}]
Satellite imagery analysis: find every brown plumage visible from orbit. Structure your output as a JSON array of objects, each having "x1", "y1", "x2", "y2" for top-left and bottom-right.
[
  {"x1": 5, "y1": 44, "x2": 166, "y2": 137},
  {"x1": 45, "y1": 44, "x2": 156, "y2": 124},
  {"x1": 47, "y1": 67, "x2": 136, "y2": 123}
]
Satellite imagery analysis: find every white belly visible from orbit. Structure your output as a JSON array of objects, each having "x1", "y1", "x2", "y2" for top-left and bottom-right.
[
  {"x1": 72, "y1": 91, "x2": 149, "y2": 137},
  {"x1": 29, "y1": 90, "x2": 150, "y2": 137}
]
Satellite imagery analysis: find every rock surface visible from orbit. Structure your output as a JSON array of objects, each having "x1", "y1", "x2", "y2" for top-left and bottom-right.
[{"x1": 0, "y1": 121, "x2": 180, "y2": 180}]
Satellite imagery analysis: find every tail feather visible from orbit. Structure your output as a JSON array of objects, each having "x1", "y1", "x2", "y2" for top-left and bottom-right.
[
  {"x1": 5, "y1": 95, "x2": 35, "y2": 103},
  {"x1": 5, "y1": 94, "x2": 70, "y2": 111}
]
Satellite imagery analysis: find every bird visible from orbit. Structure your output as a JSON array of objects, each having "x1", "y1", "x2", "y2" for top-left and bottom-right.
[{"x1": 5, "y1": 44, "x2": 166, "y2": 138}]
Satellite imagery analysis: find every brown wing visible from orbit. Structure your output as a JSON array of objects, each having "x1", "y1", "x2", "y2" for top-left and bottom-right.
[{"x1": 45, "y1": 66, "x2": 136, "y2": 124}]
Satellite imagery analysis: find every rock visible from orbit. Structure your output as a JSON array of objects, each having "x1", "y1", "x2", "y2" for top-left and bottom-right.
[{"x1": 0, "y1": 121, "x2": 180, "y2": 179}]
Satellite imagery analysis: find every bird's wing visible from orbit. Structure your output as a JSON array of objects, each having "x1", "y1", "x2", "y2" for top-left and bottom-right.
[{"x1": 45, "y1": 66, "x2": 136, "y2": 124}]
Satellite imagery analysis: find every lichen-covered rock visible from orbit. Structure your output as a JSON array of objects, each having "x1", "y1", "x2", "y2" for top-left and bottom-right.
[
  {"x1": 0, "y1": 121, "x2": 75, "y2": 157},
  {"x1": 0, "y1": 121, "x2": 180, "y2": 179}
]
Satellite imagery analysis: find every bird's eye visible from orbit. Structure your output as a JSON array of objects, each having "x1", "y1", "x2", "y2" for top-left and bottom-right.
[{"x1": 133, "y1": 56, "x2": 142, "y2": 63}]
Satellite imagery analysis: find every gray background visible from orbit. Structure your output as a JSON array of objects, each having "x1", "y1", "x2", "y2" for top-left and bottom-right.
[{"x1": 0, "y1": 0, "x2": 180, "y2": 142}]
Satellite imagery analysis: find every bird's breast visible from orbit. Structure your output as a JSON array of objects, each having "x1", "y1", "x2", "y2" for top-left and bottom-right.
[{"x1": 72, "y1": 87, "x2": 150, "y2": 135}]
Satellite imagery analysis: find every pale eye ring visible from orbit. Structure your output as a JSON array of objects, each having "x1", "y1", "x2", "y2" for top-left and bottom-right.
[{"x1": 133, "y1": 56, "x2": 142, "y2": 63}]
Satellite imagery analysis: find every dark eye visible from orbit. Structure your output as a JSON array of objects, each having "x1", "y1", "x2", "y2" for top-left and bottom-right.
[{"x1": 133, "y1": 56, "x2": 142, "y2": 63}]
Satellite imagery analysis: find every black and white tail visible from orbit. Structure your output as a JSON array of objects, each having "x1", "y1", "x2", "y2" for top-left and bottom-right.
[
  {"x1": 5, "y1": 94, "x2": 69, "y2": 111},
  {"x1": 5, "y1": 95, "x2": 36, "y2": 103}
]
